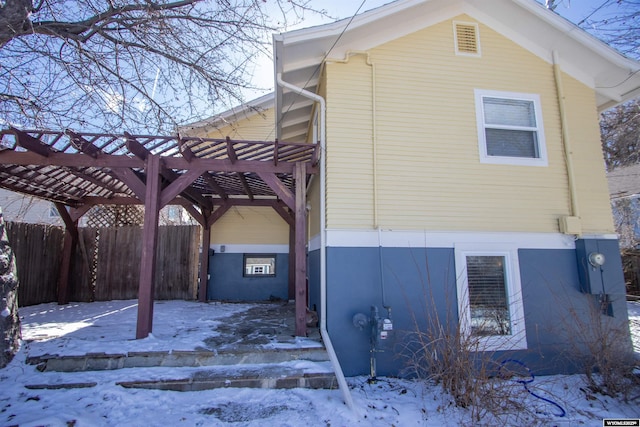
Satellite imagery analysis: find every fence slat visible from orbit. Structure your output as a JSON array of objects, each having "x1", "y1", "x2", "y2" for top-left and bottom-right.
[
  {"x1": 8, "y1": 223, "x2": 199, "y2": 306},
  {"x1": 7, "y1": 222, "x2": 63, "y2": 307}
]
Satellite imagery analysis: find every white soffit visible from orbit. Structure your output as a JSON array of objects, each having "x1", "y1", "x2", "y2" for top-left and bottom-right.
[{"x1": 180, "y1": 92, "x2": 275, "y2": 135}]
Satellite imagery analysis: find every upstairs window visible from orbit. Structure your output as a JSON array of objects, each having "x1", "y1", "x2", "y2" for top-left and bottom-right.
[{"x1": 475, "y1": 90, "x2": 548, "y2": 166}]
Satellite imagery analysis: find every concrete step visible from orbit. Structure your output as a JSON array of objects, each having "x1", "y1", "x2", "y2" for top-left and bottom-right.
[
  {"x1": 26, "y1": 347, "x2": 330, "y2": 373},
  {"x1": 23, "y1": 361, "x2": 338, "y2": 391},
  {"x1": 117, "y1": 363, "x2": 338, "y2": 391}
]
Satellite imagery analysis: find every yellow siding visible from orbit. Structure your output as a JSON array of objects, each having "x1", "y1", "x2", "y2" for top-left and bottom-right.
[
  {"x1": 307, "y1": 175, "x2": 321, "y2": 240},
  {"x1": 325, "y1": 55, "x2": 375, "y2": 229},
  {"x1": 187, "y1": 105, "x2": 292, "y2": 244},
  {"x1": 561, "y1": 73, "x2": 615, "y2": 233},
  {"x1": 324, "y1": 15, "x2": 612, "y2": 234},
  {"x1": 211, "y1": 206, "x2": 289, "y2": 244},
  {"x1": 190, "y1": 108, "x2": 275, "y2": 141}
]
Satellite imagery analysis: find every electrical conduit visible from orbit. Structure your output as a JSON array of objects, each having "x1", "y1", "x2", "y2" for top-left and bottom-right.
[
  {"x1": 276, "y1": 73, "x2": 357, "y2": 413},
  {"x1": 553, "y1": 51, "x2": 581, "y2": 222}
]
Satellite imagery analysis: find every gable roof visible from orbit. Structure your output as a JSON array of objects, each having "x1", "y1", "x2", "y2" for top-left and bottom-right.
[
  {"x1": 178, "y1": 92, "x2": 274, "y2": 136},
  {"x1": 274, "y1": 0, "x2": 640, "y2": 142},
  {"x1": 608, "y1": 163, "x2": 640, "y2": 200}
]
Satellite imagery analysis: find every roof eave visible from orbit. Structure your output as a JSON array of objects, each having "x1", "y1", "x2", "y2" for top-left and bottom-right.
[{"x1": 179, "y1": 92, "x2": 275, "y2": 135}]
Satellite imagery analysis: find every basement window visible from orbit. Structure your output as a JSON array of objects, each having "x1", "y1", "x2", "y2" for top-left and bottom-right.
[
  {"x1": 455, "y1": 244, "x2": 527, "y2": 351},
  {"x1": 244, "y1": 254, "x2": 276, "y2": 277},
  {"x1": 454, "y1": 21, "x2": 480, "y2": 57}
]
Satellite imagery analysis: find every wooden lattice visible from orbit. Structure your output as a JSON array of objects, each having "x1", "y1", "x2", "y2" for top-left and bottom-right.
[{"x1": 86, "y1": 205, "x2": 144, "y2": 228}]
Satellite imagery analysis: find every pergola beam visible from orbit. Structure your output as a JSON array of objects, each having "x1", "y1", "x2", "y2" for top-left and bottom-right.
[
  {"x1": 0, "y1": 150, "x2": 317, "y2": 175},
  {"x1": 207, "y1": 204, "x2": 231, "y2": 228},
  {"x1": 200, "y1": 172, "x2": 229, "y2": 200},
  {"x1": 11, "y1": 128, "x2": 51, "y2": 158},
  {"x1": 180, "y1": 144, "x2": 229, "y2": 201},
  {"x1": 110, "y1": 168, "x2": 146, "y2": 201},
  {"x1": 257, "y1": 172, "x2": 294, "y2": 210},
  {"x1": 126, "y1": 135, "x2": 213, "y2": 210},
  {"x1": 159, "y1": 167, "x2": 208, "y2": 208}
]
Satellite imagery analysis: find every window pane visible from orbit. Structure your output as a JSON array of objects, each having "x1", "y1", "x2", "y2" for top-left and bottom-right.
[
  {"x1": 466, "y1": 255, "x2": 511, "y2": 336},
  {"x1": 485, "y1": 128, "x2": 538, "y2": 158},
  {"x1": 483, "y1": 97, "x2": 536, "y2": 127},
  {"x1": 244, "y1": 255, "x2": 276, "y2": 277}
]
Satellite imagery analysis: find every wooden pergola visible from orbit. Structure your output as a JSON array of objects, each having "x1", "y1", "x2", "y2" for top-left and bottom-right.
[{"x1": 0, "y1": 128, "x2": 317, "y2": 338}]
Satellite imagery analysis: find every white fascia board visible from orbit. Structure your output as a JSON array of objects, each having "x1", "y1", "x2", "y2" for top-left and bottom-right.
[
  {"x1": 599, "y1": 86, "x2": 640, "y2": 113},
  {"x1": 510, "y1": 0, "x2": 639, "y2": 68},
  {"x1": 325, "y1": 229, "x2": 581, "y2": 249},
  {"x1": 326, "y1": 4, "x2": 464, "y2": 60},
  {"x1": 283, "y1": 2, "x2": 463, "y2": 67},
  {"x1": 209, "y1": 244, "x2": 289, "y2": 254},
  {"x1": 468, "y1": 0, "x2": 640, "y2": 106},
  {"x1": 276, "y1": 0, "x2": 431, "y2": 46},
  {"x1": 180, "y1": 92, "x2": 275, "y2": 132}
]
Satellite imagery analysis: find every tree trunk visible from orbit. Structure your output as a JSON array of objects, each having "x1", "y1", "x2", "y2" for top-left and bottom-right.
[{"x1": 0, "y1": 207, "x2": 21, "y2": 368}]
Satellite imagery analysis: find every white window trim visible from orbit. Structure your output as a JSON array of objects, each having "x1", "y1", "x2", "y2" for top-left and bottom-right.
[
  {"x1": 453, "y1": 21, "x2": 481, "y2": 57},
  {"x1": 474, "y1": 89, "x2": 548, "y2": 167},
  {"x1": 454, "y1": 243, "x2": 527, "y2": 351}
]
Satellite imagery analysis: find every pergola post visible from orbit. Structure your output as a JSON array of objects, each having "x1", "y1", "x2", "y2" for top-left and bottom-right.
[
  {"x1": 288, "y1": 223, "x2": 295, "y2": 300},
  {"x1": 136, "y1": 154, "x2": 162, "y2": 339},
  {"x1": 54, "y1": 202, "x2": 78, "y2": 305},
  {"x1": 57, "y1": 228, "x2": 76, "y2": 305},
  {"x1": 294, "y1": 162, "x2": 307, "y2": 336},
  {"x1": 199, "y1": 218, "x2": 211, "y2": 303}
]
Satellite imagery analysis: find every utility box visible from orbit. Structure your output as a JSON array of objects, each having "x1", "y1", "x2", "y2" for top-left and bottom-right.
[
  {"x1": 575, "y1": 239, "x2": 604, "y2": 294},
  {"x1": 559, "y1": 216, "x2": 582, "y2": 235}
]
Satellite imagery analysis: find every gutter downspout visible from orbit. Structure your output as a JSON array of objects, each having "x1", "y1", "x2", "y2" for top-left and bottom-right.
[
  {"x1": 276, "y1": 73, "x2": 357, "y2": 413},
  {"x1": 553, "y1": 51, "x2": 581, "y2": 222}
]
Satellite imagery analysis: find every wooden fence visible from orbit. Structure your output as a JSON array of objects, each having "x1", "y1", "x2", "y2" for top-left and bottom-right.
[
  {"x1": 7, "y1": 223, "x2": 200, "y2": 306},
  {"x1": 6, "y1": 222, "x2": 64, "y2": 306}
]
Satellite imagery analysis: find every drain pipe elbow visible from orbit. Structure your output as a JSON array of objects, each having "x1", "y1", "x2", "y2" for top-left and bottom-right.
[{"x1": 276, "y1": 73, "x2": 357, "y2": 414}]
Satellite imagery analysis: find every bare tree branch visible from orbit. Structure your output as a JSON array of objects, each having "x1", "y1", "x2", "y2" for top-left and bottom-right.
[{"x1": 0, "y1": 0, "x2": 329, "y2": 133}]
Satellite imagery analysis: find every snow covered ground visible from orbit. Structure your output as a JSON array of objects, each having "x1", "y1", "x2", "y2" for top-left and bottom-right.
[{"x1": 0, "y1": 299, "x2": 638, "y2": 426}]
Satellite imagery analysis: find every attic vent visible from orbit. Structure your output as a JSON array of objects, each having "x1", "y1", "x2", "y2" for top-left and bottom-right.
[{"x1": 454, "y1": 21, "x2": 480, "y2": 56}]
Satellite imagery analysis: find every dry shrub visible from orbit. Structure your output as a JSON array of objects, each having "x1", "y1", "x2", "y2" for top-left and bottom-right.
[
  {"x1": 399, "y1": 282, "x2": 540, "y2": 424},
  {"x1": 560, "y1": 294, "x2": 639, "y2": 399}
]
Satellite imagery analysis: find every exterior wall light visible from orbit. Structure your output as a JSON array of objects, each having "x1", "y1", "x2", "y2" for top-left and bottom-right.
[{"x1": 588, "y1": 252, "x2": 606, "y2": 267}]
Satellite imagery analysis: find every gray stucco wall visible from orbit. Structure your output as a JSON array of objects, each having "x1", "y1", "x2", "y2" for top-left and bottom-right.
[
  {"x1": 323, "y1": 240, "x2": 631, "y2": 377},
  {"x1": 308, "y1": 250, "x2": 321, "y2": 316},
  {"x1": 207, "y1": 253, "x2": 289, "y2": 302}
]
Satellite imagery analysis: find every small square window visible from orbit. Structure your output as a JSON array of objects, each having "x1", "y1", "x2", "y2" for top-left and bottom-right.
[
  {"x1": 466, "y1": 255, "x2": 511, "y2": 336},
  {"x1": 475, "y1": 90, "x2": 547, "y2": 166},
  {"x1": 244, "y1": 254, "x2": 276, "y2": 277}
]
